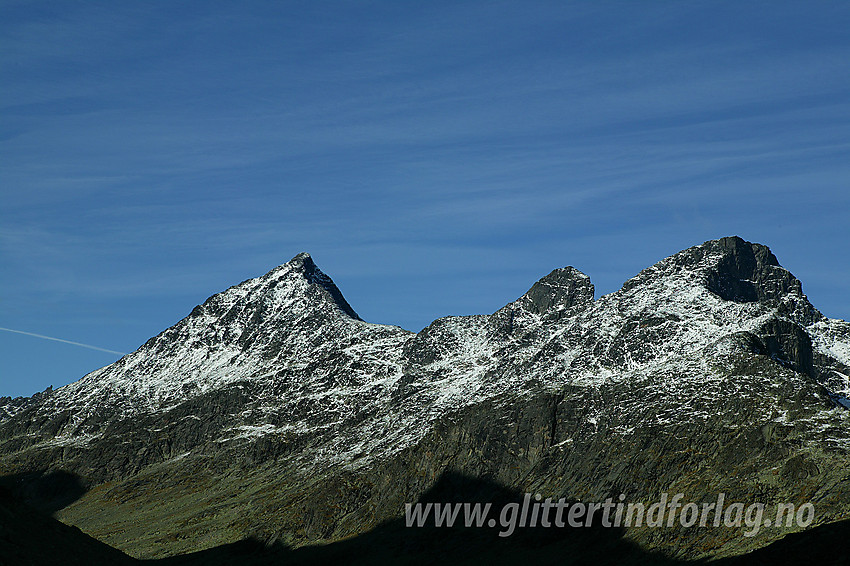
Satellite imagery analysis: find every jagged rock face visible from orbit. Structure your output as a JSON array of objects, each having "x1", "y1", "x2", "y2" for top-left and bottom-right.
[
  {"x1": 1, "y1": 237, "x2": 848, "y2": 560},
  {"x1": 707, "y1": 236, "x2": 789, "y2": 301},
  {"x1": 517, "y1": 266, "x2": 594, "y2": 315}
]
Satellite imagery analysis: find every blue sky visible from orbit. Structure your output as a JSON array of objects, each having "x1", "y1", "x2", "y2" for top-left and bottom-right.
[{"x1": 2, "y1": 1, "x2": 848, "y2": 398}]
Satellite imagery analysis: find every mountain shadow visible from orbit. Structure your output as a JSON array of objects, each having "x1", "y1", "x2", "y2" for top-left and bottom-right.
[
  {"x1": 0, "y1": 481, "x2": 132, "y2": 566},
  {"x1": 0, "y1": 469, "x2": 87, "y2": 514},
  {"x1": 715, "y1": 518, "x2": 850, "y2": 566}
]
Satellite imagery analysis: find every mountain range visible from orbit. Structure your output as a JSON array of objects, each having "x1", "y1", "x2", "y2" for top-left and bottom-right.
[{"x1": 1, "y1": 236, "x2": 848, "y2": 563}]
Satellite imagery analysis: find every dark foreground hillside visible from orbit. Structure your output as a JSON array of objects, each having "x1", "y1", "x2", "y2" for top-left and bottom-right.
[{"x1": 2, "y1": 472, "x2": 848, "y2": 566}]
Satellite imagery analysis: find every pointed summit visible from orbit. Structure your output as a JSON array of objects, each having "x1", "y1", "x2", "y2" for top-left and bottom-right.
[
  {"x1": 283, "y1": 252, "x2": 361, "y2": 321},
  {"x1": 192, "y1": 252, "x2": 361, "y2": 322}
]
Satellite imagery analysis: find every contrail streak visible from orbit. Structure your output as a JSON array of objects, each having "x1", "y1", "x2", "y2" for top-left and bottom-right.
[{"x1": 0, "y1": 327, "x2": 126, "y2": 356}]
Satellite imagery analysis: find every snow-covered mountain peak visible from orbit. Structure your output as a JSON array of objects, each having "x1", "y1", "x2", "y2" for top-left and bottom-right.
[
  {"x1": 190, "y1": 252, "x2": 361, "y2": 324},
  {"x1": 611, "y1": 237, "x2": 820, "y2": 321},
  {"x1": 34, "y1": 252, "x2": 395, "y2": 421}
]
